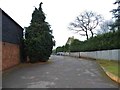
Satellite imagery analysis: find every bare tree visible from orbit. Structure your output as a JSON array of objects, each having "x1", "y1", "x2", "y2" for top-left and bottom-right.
[{"x1": 69, "y1": 11, "x2": 103, "y2": 40}]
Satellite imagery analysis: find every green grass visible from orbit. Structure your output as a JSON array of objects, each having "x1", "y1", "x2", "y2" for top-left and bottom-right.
[{"x1": 97, "y1": 59, "x2": 120, "y2": 77}]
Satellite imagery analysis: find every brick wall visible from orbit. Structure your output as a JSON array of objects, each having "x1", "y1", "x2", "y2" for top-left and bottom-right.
[
  {"x1": 0, "y1": 42, "x2": 2, "y2": 71},
  {"x1": 2, "y1": 41, "x2": 20, "y2": 70}
]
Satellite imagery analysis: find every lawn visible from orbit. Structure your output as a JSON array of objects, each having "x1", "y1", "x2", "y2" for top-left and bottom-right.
[{"x1": 97, "y1": 59, "x2": 120, "y2": 77}]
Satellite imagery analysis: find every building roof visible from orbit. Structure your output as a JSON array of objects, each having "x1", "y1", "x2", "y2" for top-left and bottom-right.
[{"x1": 0, "y1": 8, "x2": 23, "y2": 31}]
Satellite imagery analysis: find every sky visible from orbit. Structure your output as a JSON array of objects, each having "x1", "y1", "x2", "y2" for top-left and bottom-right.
[{"x1": 0, "y1": 0, "x2": 115, "y2": 49}]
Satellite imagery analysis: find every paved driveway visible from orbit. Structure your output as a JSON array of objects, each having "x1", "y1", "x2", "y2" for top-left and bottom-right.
[{"x1": 3, "y1": 55, "x2": 118, "y2": 88}]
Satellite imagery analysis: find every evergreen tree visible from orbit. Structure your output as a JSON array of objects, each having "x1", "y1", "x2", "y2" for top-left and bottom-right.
[
  {"x1": 111, "y1": 0, "x2": 120, "y2": 30},
  {"x1": 25, "y1": 2, "x2": 55, "y2": 63}
]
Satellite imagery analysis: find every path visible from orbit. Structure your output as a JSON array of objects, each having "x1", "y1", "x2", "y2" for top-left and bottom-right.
[{"x1": 3, "y1": 55, "x2": 118, "y2": 88}]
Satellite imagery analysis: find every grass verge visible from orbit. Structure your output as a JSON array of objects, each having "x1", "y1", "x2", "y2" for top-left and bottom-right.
[{"x1": 97, "y1": 59, "x2": 120, "y2": 78}]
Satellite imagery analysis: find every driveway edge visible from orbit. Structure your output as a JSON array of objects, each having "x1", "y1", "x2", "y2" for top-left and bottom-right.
[{"x1": 100, "y1": 65, "x2": 120, "y2": 84}]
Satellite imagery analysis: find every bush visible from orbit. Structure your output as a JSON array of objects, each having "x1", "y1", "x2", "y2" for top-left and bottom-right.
[{"x1": 69, "y1": 31, "x2": 120, "y2": 52}]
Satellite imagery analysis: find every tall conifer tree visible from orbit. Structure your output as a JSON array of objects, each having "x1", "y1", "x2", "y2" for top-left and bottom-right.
[{"x1": 25, "y1": 2, "x2": 55, "y2": 63}]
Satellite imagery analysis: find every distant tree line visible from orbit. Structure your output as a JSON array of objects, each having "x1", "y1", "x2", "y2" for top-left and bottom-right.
[
  {"x1": 56, "y1": 44, "x2": 70, "y2": 53},
  {"x1": 77, "y1": 31, "x2": 120, "y2": 52},
  {"x1": 56, "y1": 30, "x2": 120, "y2": 52}
]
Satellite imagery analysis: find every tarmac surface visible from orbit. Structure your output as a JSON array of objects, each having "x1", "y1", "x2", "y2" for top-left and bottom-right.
[{"x1": 2, "y1": 55, "x2": 119, "y2": 88}]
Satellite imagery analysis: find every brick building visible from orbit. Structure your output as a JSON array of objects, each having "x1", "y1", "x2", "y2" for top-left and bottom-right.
[{"x1": 0, "y1": 8, "x2": 23, "y2": 70}]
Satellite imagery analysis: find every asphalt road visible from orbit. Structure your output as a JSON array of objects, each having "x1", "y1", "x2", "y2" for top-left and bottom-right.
[{"x1": 3, "y1": 55, "x2": 119, "y2": 88}]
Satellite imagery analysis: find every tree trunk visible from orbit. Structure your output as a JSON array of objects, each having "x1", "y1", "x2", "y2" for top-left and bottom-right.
[
  {"x1": 90, "y1": 30, "x2": 94, "y2": 38},
  {"x1": 85, "y1": 31, "x2": 89, "y2": 40}
]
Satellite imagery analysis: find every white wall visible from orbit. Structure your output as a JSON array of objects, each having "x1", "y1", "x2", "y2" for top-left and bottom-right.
[
  {"x1": 70, "y1": 52, "x2": 80, "y2": 57},
  {"x1": 68, "y1": 49, "x2": 120, "y2": 61}
]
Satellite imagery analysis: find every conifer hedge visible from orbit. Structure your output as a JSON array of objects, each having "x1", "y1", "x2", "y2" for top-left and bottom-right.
[{"x1": 70, "y1": 31, "x2": 120, "y2": 52}]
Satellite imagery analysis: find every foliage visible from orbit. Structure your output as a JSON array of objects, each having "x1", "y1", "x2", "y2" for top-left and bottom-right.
[
  {"x1": 79, "y1": 31, "x2": 120, "y2": 52},
  {"x1": 56, "y1": 46, "x2": 64, "y2": 52},
  {"x1": 56, "y1": 31, "x2": 120, "y2": 52},
  {"x1": 64, "y1": 44, "x2": 70, "y2": 52},
  {"x1": 25, "y1": 2, "x2": 55, "y2": 63},
  {"x1": 70, "y1": 39, "x2": 83, "y2": 52},
  {"x1": 20, "y1": 39, "x2": 27, "y2": 62},
  {"x1": 56, "y1": 44, "x2": 70, "y2": 52},
  {"x1": 111, "y1": 1, "x2": 120, "y2": 30}
]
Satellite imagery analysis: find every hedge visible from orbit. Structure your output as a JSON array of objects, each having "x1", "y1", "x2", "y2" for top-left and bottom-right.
[{"x1": 70, "y1": 31, "x2": 120, "y2": 52}]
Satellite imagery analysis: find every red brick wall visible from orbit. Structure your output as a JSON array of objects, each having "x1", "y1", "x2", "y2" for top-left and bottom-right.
[{"x1": 2, "y1": 41, "x2": 20, "y2": 70}]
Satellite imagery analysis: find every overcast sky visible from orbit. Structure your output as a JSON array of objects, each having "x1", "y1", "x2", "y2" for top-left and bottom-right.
[{"x1": 0, "y1": 0, "x2": 115, "y2": 49}]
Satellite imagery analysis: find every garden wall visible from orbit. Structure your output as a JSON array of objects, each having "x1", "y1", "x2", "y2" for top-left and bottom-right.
[
  {"x1": 2, "y1": 42, "x2": 20, "y2": 70},
  {"x1": 67, "y1": 49, "x2": 120, "y2": 61}
]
